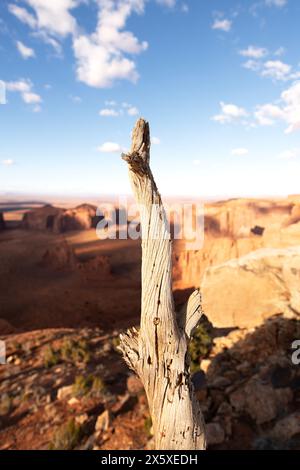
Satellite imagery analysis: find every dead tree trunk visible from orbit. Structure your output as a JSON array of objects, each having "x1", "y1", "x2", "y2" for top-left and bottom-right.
[{"x1": 119, "y1": 118, "x2": 206, "y2": 450}]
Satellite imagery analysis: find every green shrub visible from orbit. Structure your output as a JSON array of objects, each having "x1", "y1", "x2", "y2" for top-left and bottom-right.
[
  {"x1": 72, "y1": 374, "x2": 106, "y2": 398},
  {"x1": 44, "y1": 346, "x2": 60, "y2": 368},
  {"x1": 61, "y1": 338, "x2": 90, "y2": 364},
  {"x1": 189, "y1": 319, "x2": 213, "y2": 373},
  {"x1": 49, "y1": 419, "x2": 82, "y2": 450}
]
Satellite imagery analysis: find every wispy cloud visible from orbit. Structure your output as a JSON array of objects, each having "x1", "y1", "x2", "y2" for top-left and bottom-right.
[
  {"x1": 99, "y1": 102, "x2": 139, "y2": 117},
  {"x1": 2, "y1": 159, "x2": 15, "y2": 166},
  {"x1": 231, "y1": 148, "x2": 249, "y2": 156},
  {"x1": 97, "y1": 142, "x2": 123, "y2": 153},
  {"x1": 265, "y1": 0, "x2": 287, "y2": 8},
  {"x1": 239, "y1": 45, "x2": 268, "y2": 59},
  {"x1": 99, "y1": 108, "x2": 120, "y2": 117},
  {"x1": 16, "y1": 40, "x2": 35, "y2": 59},
  {"x1": 212, "y1": 102, "x2": 248, "y2": 124},
  {"x1": 6, "y1": 79, "x2": 42, "y2": 109},
  {"x1": 213, "y1": 81, "x2": 300, "y2": 135},
  {"x1": 256, "y1": 81, "x2": 300, "y2": 134},
  {"x1": 212, "y1": 18, "x2": 232, "y2": 32}
]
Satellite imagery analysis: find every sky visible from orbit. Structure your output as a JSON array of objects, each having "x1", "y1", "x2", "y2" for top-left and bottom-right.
[{"x1": 0, "y1": 0, "x2": 300, "y2": 198}]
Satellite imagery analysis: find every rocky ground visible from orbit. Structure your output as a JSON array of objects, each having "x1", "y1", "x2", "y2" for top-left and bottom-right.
[{"x1": 1, "y1": 314, "x2": 299, "y2": 450}]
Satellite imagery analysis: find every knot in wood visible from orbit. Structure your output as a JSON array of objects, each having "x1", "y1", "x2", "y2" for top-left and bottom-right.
[{"x1": 153, "y1": 317, "x2": 160, "y2": 325}]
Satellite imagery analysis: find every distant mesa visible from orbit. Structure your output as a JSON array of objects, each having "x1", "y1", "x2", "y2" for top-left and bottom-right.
[
  {"x1": 0, "y1": 212, "x2": 5, "y2": 231},
  {"x1": 22, "y1": 203, "x2": 105, "y2": 233}
]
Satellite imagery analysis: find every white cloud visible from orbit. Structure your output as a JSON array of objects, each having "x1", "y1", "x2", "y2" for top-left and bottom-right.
[
  {"x1": 243, "y1": 59, "x2": 261, "y2": 71},
  {"x1": 8, "y1": 4, "x2": 37, "y2": 28},
  {"x1": 156, "y1": 0, "x2": 176, "y2": 7},
  {"x1": 22, "y1": 91, "x2": 42, "y2": 104},
  {"x1": 193, "y1": 159, "x2": 201, "y2": 166},
  {"x1": 127, "y1": 106, "x2": 139, "y2": 116},
  {"x1": 262, "y1": 60, "x2": 291, "y2": 81},
  {"x1": 6, "y1": 79, "x2": 42, "y2": 108},
  {"x1": 255, "y1": 81, "x2": 300, "y2": 133},
  {"x1": 242, "y1": 56, "x2": 300, "y2": 82},
  {"x1": 274, "y1": 46, "x2": 285, "y2": 57},
  {"x1": 212, "y1": 102, "x2": 248, "y2": 124},
  {"x1": 281, "y1": 81, "x2": 300, "y2": 133},
  {"x1": 9, "y1": 1, "x2": 177, "y2": 89},
  {"x1": 16, "y1": 40, "x2": 35, "y2": 59},
  {"x1": 239, "y1": 45, "x2": 268, "y2": 59},
  {"x1": 11, "y1": 0, "x2": 78, "y2": 36},
  {"x1": 255, "y1": 103, "x2": 284, "y2": 126},
  {"x1": 31, "y1": 31, "x2": 63, "y2": 55},
  {"x1": 231, "y1": 148, "x2": 249, "y2": 156},
  {"x1": 152, "y1": 136, "x2": 161, "y2": 145},
  {"x1": 73, "y1": 0, "x2": 148, "y2": 88},
  {"x1": 278, "y1": 148, "x2": 300, "y2": 160},
  {"x1": 265, "y1": 0, "x2": 287, "y2": 7},
  {"x1": 2, "y1": 159, "x2": 15, "y2": 166},
  {"x1": 99, "y1": 102, "x2": 139, "y2": 116},
  {"x1": 97, "y1": 142, "x2": 123, "y2": 153},
  {"x1": 105, "y1": 100, "x2": 117, "y2": 107},
  {"x1": 99, "y1": 108, "x2": 120, "y2": 116},
  {"x1": 212, "y1": 18, "x2": 232, "y2": 32}
]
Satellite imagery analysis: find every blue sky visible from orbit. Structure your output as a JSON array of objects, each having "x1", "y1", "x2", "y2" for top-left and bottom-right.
[{"x1": 0, "y1": 0, "x2": 300, "y2": 198}]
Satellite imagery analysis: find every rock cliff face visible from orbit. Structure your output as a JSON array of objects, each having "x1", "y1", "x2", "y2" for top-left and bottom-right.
[
  {"x1": 22, "y1": 204, "x2": 104, "y2": 233},
  {"x1": 173, "y1": 197, "x2": 300, "y2": 329},
  {"x1": 22, "y1": 205, "x2": 64, "y2": 231},
  {"x1": 201, "y1": 246, "x2": 300, "y2": 328}
]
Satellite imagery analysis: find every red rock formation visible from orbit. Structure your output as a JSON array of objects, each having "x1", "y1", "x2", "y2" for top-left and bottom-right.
[
  {"x1": 22, "y1": 203, "x2": 104, "y2": 233},
  {"x1": 41, "y1": 241, "x2": 77, "y2": 271},
  {"x1": 22, "y1": 205, "x2": 64, "y2": 231}
]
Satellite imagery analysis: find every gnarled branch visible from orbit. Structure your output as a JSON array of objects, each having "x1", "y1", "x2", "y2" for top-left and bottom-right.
[{"x1": 119, "y1": 118, "x2": 206, "y2": 450}]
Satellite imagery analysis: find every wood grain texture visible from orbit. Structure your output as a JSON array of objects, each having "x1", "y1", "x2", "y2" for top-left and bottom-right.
[{"x1": 119, "y1": 118, "x2": 206, "y2": 450}]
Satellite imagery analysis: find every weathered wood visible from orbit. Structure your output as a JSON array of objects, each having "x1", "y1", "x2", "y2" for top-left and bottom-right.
[{"x1": 119, "y1": 118, "x2": 206, "y2": 450}]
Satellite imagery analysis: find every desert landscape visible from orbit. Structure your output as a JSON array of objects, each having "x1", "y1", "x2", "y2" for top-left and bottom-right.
[
  {"x1": 0, "y1": 194, "x2": 300, "y2": 450},
  {"x1": 1, "y1": 0, "x2": 299, "y2": 456}
]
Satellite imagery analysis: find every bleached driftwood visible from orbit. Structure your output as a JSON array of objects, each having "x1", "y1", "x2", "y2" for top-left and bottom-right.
[{"x1": 119, "y1": 118, "x2": 206, "y2": 450}]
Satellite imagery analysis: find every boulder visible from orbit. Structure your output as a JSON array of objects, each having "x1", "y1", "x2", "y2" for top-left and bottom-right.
[
  {"x1": 57, "y1": 385, "x2": 74, "y2": 401},
  {"x1": 206, "y1": 422, "x2": 225, "y2": 446},
  {"x1": 271, "y1": 412, "x2": 300, "y2": 440},
  {"x1": 202, "y1": 246, "x2": 300, "y2": 328},
  {"x1": 95, "y1": 410, "x2": 112, "y2": 433},
  {"x1": 229, "y1": 378, "x2": 292, "y2": 424}
]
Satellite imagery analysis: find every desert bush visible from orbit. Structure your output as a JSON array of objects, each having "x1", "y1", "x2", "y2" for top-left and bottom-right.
[
  {"x1": 0, "y1": 393, "x2": 12, "y2": 416},
  {"x1": 43, "y1": 338, "x2": 90, "y2": 368},
  {"x1": 49, "y1": 418, "x2": 82, "y2": 450},
  {"x1": 72, "y1": 374, "x2": 106, "y2": 398},
  {"x1": 44, "y1": 346, "x2": 60, "y2": 368},
  {"x1": 60, "y1": 338, "x2": 90, "y2": 364},
  {"x1": 189, "y1": 319, "x2": 213, "y2": 373}
]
